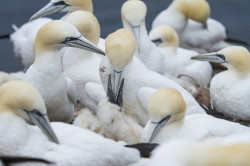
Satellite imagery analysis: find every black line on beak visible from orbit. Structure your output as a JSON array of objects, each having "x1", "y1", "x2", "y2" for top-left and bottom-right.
[
  {"x1": 107, "y1": 74, "x2": 116, "y2": 104},
  {"x1": 116, "y1": 78, "x2": 124, "y2": 109},
  {"x1": 53, "y1": 1, "x2": 70, "y2": 7}
]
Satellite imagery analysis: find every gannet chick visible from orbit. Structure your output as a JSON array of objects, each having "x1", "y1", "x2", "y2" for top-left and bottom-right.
[
  {"x1": 24, "y1": 20, "x2": 104, "y2": 122},
  {"x1": 62, "y1": 11, "x2": 106, "y2": 112},
  {"x1": 121, "y1": 0, "x2": 165, "y2": 74},
  {"x1": 11, "y1": 0, "x2": 94, "y2": 69},
  {"x1": 149, "y1": 25, "x2": 213, "y2": 91},
  {"x1": 97, "y1": 99, "x2": 143, "y2": 144},
  {"x1": 140, "y1": 88, "x2": 250, "y2": 144},
  {"x1": 145, "y1": 139, "x2": 250, "y2": 166},
  {"x1": 74, "y1": 99, "x2": 143, "y2": 144},
  {"x1": 191, "y1": 46, "x2": 250, "y2": 121},
  {"x1": 0, "y1": 81, "x2": 140, "y2": 166},
  {"x1": 152, "y1": 0, "x2": 236, "y2": 53},
  {"x1": 100, "y1": 28, "x2": 205, "y2": 127}
]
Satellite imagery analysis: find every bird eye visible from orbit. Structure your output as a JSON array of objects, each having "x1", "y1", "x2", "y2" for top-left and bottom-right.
[{"x1": 65, "y1": 37, "x2": 71, "y2": 42}]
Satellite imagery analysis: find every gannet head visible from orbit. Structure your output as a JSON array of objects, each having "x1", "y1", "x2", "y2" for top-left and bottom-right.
[
  {"x1": 64, "y1": 11, "x2": 100, "y2": 45},
  {"x1": 149, "y1": 25, "x2": 179, "y2": 48},
  {"x1": 191, "y1": 46, "x2": 250, "y2": 73},
  {"x1": 30, "y1": 0, "x2": 93, "y2": 21},
  {"x1": 105, "y1": 29, "x2": 136, "y2": 106},
  {"x1": 35, "y1": 20, "x2": 104, "y2": 55},
  {"x1": 121, "y1": 0, "x2": 147, "y2": 53},
  {"x1": 0, "y1": 80, "x2": 59, "y2": 144},
  {"x1": 174, "y1": 0, "x2": 210, "y2": 28},
  {"x1": 141, "y1": 88, "x2": 186, "y2": 143}
]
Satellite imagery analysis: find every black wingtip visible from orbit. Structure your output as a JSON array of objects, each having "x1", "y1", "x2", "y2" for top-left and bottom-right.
[
  {"x1": 125, "y1": 143, "x2": 159, "y2": 158},
  {"x1": 0, "y1": 33, "x2": 10, "y2": 39},
  {"x1": 1, "y1": 156, "x2": 54, "y2": 165},
  {"x1": 225, "y1": 37, "x2": 250, "y2": 47}
]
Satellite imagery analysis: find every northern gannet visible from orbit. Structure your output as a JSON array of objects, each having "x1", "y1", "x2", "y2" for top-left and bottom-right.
[
  {"x1": 191, "y1": 46, "x2": 250, "y2": 121},
  {"x1": 152, "y1": 0, "x2": 240, "y2": 53},
  {"x1": 10, "y1": 0, "x2": 94, "y2": 69},
  {"x1": 144, "y1": 139, "x2": 250, "y2": 166},
  {"x1": 62, "y1": 11, "x2": 106, "y2": 112},
  {"x1": 149, "y1": 25, "x2": 213, "y2": 93},
  {"x1": 0, "y1": 80, "x2": 140, "y2": 166},
  {"x1": 99, "y1": 28, "x2": 205, "y2": 126},
  {"x1": 140, "y1": 88, "x2": 250, "y2": 144},
  {"x1": 24, "y1": 20, "x2": 104, "y2": 122},
  {"x1": 30, "y1": 0, "x2": 93, "y2": 21},
  {"x1": 121, "y1": 0, "x2": 165, "y2": 75}
]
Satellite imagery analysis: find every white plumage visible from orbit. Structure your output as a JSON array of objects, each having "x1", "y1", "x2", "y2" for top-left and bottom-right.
[
  {"x1": 152, "y1": 0, "x2": 232, "y2": 53},
  {"x1": 0, "y1": 81, "x2": 140, "y2": 166},
  {"x1": 100, "y1": 56, "x2": 206, "y2": 126},
  {"x1": 10, "y1": 18, "x2": 52, "y2": 68}
]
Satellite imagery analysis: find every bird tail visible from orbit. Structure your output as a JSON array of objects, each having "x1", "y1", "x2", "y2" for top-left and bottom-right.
[
  {"x1": 225, "y1": 37, "x2": 250, "y2": 47},
  {"x1": 125, "y1": 143, "x2": 159, "y2": 158},
  {"x1": 1, "y1": 156, "x2": 54, "y2": 165},
  {"x1": 0, "y1": 33, "x2": 10, "y2": 39}
]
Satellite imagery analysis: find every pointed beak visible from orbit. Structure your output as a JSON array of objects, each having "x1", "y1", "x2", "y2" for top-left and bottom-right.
[
  {"x1": 107, "y1": 70, "x2": 124, "y2": 107},
  {"x1": 132, "y1": 26, "x2": 141, "y2": 54},
  {"x1": 30, "y1": 1, "x2": 70, "y2": 21},
  {"x1": 141, "y1": 115, "x2": 171, "y2": 143},
  {"x1": 202, "y1": 21, "x2": 208, "y2": 29},
  {"x1": 191, "y1": 52, "x2": 227, "y2": 64},
  {"x1": 61, "y1": 35, "x2": 105, "y2": 55},
  {"x1": 26, "y1": 109, "x2": 59, "y2": 144},
  {"x1": 151, "y1": 38, "x2": 162, "y2": 46}
]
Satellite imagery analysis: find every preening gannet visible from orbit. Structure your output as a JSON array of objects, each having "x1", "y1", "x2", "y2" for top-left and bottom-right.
[
  {"x1": 10, "y1": 0, "x2": 94, "y2": 69},
  {"x1": 140, "y1": 88, "x2": 250, "y2": 144},
  {"x1": 0, "y1": 80, "x2": 140, "y2": 166},
  {"x1": 152, "y1": 0, "x2": 236, "y2": 53},
  {"x1": 121, "y1": 0, "x2": 165, "y2": 75},
  {"x1": 100, "y1": 28, "x2": 205, "y2": 126},
  {"x1": 191, "y1": 46, "x2": 250, "y2": 121},
  {"x1": 24, "y1": 20, "x2": 104, "y2": 122},
  {"x1": 149, "y1": 25, "x2": 213, "y2": 91},
  {"x1": 62, "y1": 11, "x2": 106, "y2": 112},
  {"x1": 144, "y1": 139, "x2": 250, "y2": 166}
]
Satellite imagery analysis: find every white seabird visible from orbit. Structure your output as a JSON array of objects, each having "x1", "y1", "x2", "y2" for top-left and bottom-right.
[
  {"x1": 10, "y1": 0, "x2": 94, "y2": 69},
  {"x1": 191, "y1": 46, "x2": 250, "y2": 121},
  {"x1": 62, "y1": 11, "x2": 106, "y2": 112},
  {"x1": 0, "y1": 80, "x2": 140, "y2": 166},
  {"x1": 149, "y1": 25, "x2": 213, "y2": 94},
  {"x1": 121, "y1": 0, "x2": 165, "y2": 75},
  {"x1": 140, "y1": 88, "x2": 250, "y2": 144},
  {"x1": 99, "y1": 28, "x2": 205, "y2": 127},
  {"x1": 24, "y1": 20, "x2": 104, "y2": 122},
  {"x1": 152, "y1": 0, "x2": 237, "y2": 53}
]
